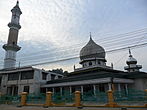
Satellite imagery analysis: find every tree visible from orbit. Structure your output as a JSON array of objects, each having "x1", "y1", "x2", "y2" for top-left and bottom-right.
[{"x1": 48, "y1": 68, "x2": 69, "y2": 76}]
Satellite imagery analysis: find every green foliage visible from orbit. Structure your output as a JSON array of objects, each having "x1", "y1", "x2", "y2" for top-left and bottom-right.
[{"x1": 48, "y1": 68, "x2": 69, "y2": 75}]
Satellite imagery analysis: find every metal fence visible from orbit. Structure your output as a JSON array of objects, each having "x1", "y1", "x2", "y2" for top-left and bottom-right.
[
  {"x1": 0, "y1": 95, "x2": 20, "y2": 104},
  {"x1": 81, "y1": 90, "x2": 107, "y2": 105},
  {"x1": 114, "y1": 89, "x2": 147, "y2": 105},
  {"x1": 52, "y1": 91, "x2": 74, "y2": 105},
  {"x1": 26, "y1": 93, "x2": 46, "y2": 104},
  {"x1": 0, "y1": 89, "x2": 147, "y2": 108}
]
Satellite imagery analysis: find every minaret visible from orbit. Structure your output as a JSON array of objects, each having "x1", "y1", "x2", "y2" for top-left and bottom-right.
[
  {"x1": 124, "y1": 49, "x2": 142, "y2": 72},
  {"x1": 3, "y1": 1, "x2": 22, "y2": 69}
]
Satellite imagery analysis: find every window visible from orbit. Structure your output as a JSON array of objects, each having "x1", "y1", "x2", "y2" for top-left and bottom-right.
[
  {"x1": 89, "y1": 61, "x2": 92, "y2": 66},
  {"x1": 21, "y1": 70, "x2": 34, "y2": 80},
  {"x1": 8, "y1": 73, "x2": 19, "y2": 81},
  {"x1": 23, "y1": 86, "x2": 29, "y2": 93},
  {"x1": 42, "y1": 72, "x2": 47, "y2": 80},
  {"x1": 51, "y1": 74, "x2": 56, "y2": 80}
]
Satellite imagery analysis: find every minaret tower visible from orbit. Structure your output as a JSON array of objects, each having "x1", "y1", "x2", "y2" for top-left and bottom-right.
[
  {"x1": 3, "y1": 1, "x2": 22, "y2": 69},
  {"x1": 124, "y1": 49, "x2": 142, "y2": 72}
]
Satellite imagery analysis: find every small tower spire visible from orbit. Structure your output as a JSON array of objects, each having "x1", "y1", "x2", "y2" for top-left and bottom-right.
[{"x1": 16, "y1": 0, "x2": 19, "y2": 5}]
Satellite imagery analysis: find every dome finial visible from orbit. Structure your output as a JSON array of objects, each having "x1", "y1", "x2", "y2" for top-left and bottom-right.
[
  {"x1": 129, "y1": 48, "x2": 132, "y2": 57},
  {"x1": 90, "y1": 32, "x2": 92, "y2": 40}
]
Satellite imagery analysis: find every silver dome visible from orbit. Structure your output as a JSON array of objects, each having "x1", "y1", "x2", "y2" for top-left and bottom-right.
[
  {"x1": 126, "y1": 55, "x2": 137, "y2": 64},
  {"x1": 80, "y1": 37, "x2": 105, "y2": 60}
]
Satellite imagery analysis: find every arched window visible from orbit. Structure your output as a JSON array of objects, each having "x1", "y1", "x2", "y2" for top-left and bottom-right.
[{"x1": 89, "y1": 62, "x2": 92, "y2": 66}]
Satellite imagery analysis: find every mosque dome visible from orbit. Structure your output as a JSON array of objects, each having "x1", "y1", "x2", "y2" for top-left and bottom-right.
[
  {"x1": 126, "y1": 55, "x2": 137, "y2": 65},
  {"x1": 80, "y1": 37, "x2": 106, "y2": 60}
]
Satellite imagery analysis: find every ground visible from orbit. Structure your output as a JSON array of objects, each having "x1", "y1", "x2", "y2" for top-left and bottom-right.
[{"x1": 0, "y1": 105, "x2": 147, "y2": 110}]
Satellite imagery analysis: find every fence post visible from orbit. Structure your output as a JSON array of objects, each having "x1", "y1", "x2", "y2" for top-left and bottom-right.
[
  {"x1": 144, "y1": 89, "x2": 147, "y2": 107},
  {"x1": 20, "y1": 92, "x2": 27, "y2": 106},
  {"x1": 45, "y1": 91, "x2": 52, "y2": 107},
  {"x1": 144, "y1": 89, "x2": 147, "y2": 98},
  {"x1": 0, "y1": 92, "x2": 2, "y2": 97},
  {"x1": 106, "y1": 90, "x2": 118, "y2": 107},
  {"x1": 75, "y1": 91, "x2": 82, "y2": 107}
]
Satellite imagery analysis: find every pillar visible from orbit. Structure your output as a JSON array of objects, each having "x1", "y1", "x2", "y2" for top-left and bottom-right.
[
  {"x1": 45, "y1": 91, "x2": 52, "y2": 106},
  {"x1": 0, "y1": 92, "x2": 2, "y2": 97},
  {"x1": 69, "y1": 86, "x2": 72, "y2": 95},
  {"x1": 52, "y1": 88, "x2": 54, "y2": 94},
  {"x1": 118, "y1": 84, "x2": 121, "y2": 91},
  {"x1": 60, "y1": 87, "x2": 62, "y2": 96},
  {"x1": 118, "y1": 83, "x2": 121, "y2": 97},
  {"x1": 145, "y1": 89, "x2": 147, "y2": 107},
  {"x1": 75, "y1": 91, "x2": 81, "y2": 107},
  {"x1": 106, "y1": 90, "x2": 117, "y2": 107},
  {"x1": 144, "y1": 89, "x2": 147, "y2": 99},
  {"x1": 93, "y1": 85, "x2": 96, "y2": 96},
  {"x1": 125, "y1": 84, "x2": 128, "y2": 95},
  {"x1": 20, "y1": 92, "x2": 27, "y2": 106},
  {"x1": 81, "y1": 86, "x2": 83, "y2": 95},
  {"x1": 12, "y1": 86, "x2": 14, "y2": 96},
  {"x1": 108, "y1": 83, "x2": 112, "y2": 91}
]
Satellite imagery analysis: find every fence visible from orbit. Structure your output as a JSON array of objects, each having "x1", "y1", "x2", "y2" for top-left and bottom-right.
[
  {"x1": 0, "y1": 89, "x2": 147, "y2": 108},
  {"x1": 0, "y1": 95, "x2": 20, "y2": 104}
]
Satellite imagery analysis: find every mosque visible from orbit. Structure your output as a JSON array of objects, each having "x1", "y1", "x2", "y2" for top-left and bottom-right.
[
  {"x1": 40, "y1": 35, "x2": 147, "y2": 95},
  {"x1": 0, "y1": 1, "x2": 147, "y2": 96}
]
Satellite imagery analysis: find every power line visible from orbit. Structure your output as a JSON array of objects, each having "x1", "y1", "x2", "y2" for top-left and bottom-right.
[
  {"x1": 18, "y1": 42, "x2": 147, "y2": 67},
  {"x1": 15, "y1": 32, "x2": 147, "y2": 61},
  {"x1": 0, "y1": 28, "x2": 146, "y2": 62},
  {"x1": 0, "y1": 28, "x2": 147, "y2": 66},
  {"x1": 14, "y1": 28, "x2": 147, "y2": 57}
]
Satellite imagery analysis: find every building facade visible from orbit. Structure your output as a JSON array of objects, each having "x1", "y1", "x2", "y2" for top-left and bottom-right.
[{"x1": 0, "y1": 66, "x2": 63, "y2": 95}]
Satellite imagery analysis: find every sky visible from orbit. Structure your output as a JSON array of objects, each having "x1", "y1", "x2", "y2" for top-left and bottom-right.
[{"x1": 0, "y1": 0, "x2": 147, "y2": 72}]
